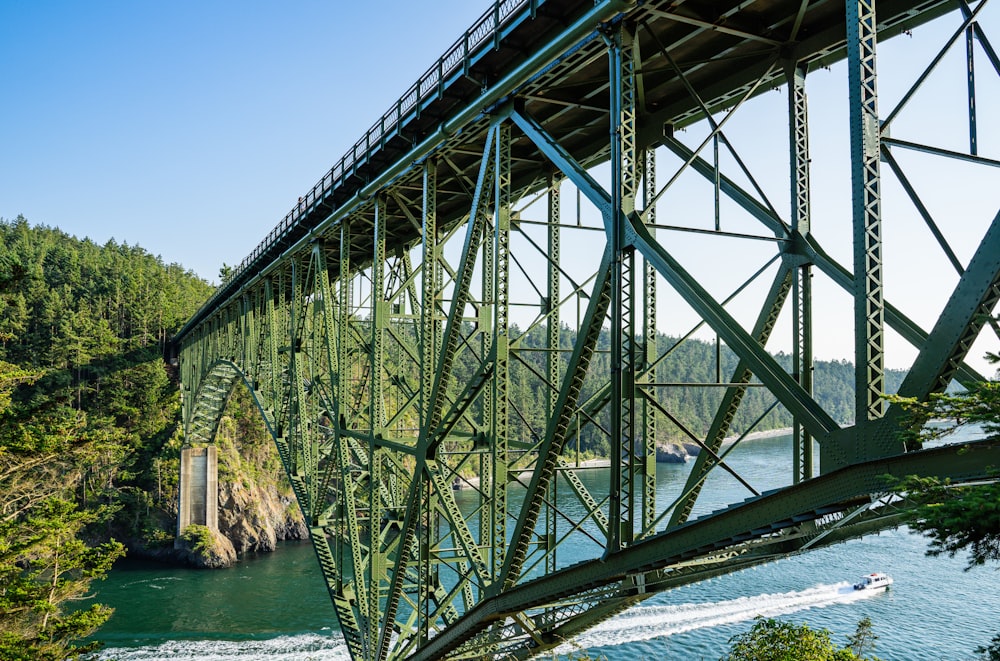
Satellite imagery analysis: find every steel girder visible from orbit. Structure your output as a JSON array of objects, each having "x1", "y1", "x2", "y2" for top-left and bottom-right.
[{"x1": 176, "y1": 1, "x2": 1000, "y2": 659}]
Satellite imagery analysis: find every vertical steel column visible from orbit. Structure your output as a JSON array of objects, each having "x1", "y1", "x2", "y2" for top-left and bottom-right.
[
  {"x1": 304, "y1": 263, "x2": 320, "y2": 518},
  {"x1": 338, "y1": 225, "x2": 352, "y2": 432},
  {"x1": 418, "y1": 158, "x2": 438, "y2": 647},
  {"x1": 200, "y1": 320, "x2": 211, "y2": 382},
  {"x1": 609, "y1": 24, "x2": 639, "y2": 552},
  {"x1": 788, "y1": 62, "x2": 814, "y2": 482},
  {"x1": 848, "y1": 0, "x2": 885, "y2": 436},
  {"x1": 420, "y1": 161, "x2": 439, "y2": 435},
  {"x1": 241, "y1": 295, "x2": 253, "y2": 380},
  {"x1": 713, "y1": 134, "x2": 721, "y2": 231},
  {"x1": 217, "y1": 304, "x2": 225, "y2": 362},
  {"x1": 369, "y1": 197, "x2": 387, "y2": 653},
  {"x1": 220, "y1": 305, "x2": 230, "y2": 362},
  {"x1": 259, "y1": 286, "x2": 273, "y2": 390},
  {"x1": 180, "y1": 335, "x2": 193, "y2": 441},
  {"x1": 336, "y1": 221, "x2": 370, "y2": 655},
  {"x1": 287, "y1": 258, "x2": 311, "y2": 480},
  {"x1": 274, "y1": 268, "x2": 291, "y2": 436},
  {"x1": 967, "y1": 23, "x2": 978, "y2": 155},
  {"x1": 492, "y1": 122, "x2": 511, "y2": 578},
  {"x1": 546, "y1": 172, "x2": 561, "y2": 571},
  {"x1": 313, "y1": 243, "x2": 347, "y2": 582},
  {"x1": 225, "y1": 304, "x2": 233, "y2": 362},
  {"x1": 641, "y1": 147, "x2": 657, "y2": 534},
  {"x1": 371, "y1": 199, "x2": 387, "y2": 435},
  {"x1": 249, "y1": 289, "x2": 261, "y2": 396},
  {"x1": 290, "y1": 257, "x2": 316, "y2": 510},
  {"x1": 265, "y1": 278, "x2": 280, "y2": 436},
  {"x1": 480, "y1": 135, "x2": 496, "y2": 580},
  {"x1": 228, "y1": 304, "x2": 238, "y2": 360}
]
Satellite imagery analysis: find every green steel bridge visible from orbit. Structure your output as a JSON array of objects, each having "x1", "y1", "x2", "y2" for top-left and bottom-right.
[{"x1": 173, "y1": 0, "x2": 1000, "y2": 658}]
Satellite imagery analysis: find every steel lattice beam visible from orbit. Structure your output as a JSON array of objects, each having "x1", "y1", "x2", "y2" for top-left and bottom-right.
[{"x1": 175, "y1": 2, "x2": 1000, "y2": 659}]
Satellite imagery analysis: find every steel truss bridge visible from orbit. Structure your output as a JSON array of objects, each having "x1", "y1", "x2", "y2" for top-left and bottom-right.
[{"x1": 174, "y1": 0, "x2": 1000, "y2": 658}]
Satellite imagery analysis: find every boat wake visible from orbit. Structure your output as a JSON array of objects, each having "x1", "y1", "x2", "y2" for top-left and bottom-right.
[
  {"x1": 555, "y1": 582, "x2": 886, "y2": 655},
  {"x1": 93, "y1": 633, "x2": 351, "y2": 661},
  {"x1": 96, "y1": 583, "x2": 883, "y2": 660}
]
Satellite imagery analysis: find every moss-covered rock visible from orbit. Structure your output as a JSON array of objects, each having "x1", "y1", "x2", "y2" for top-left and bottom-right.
[{"x1": 175, "y1": 524, "x2": 236, "y2": 568}]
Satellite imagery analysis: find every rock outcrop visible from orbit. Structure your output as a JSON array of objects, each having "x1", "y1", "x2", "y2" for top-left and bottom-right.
[
  {"x1": 655, "y1": 442, "x2": 704, "y2": 463},
  {"x1": 655, "y1": 443, "x2": 690, "y2": 463},
  {"x1": 174, "y1": 525, "x2": 238, "y2": 569},
  {"x1": 216, "y1": 470, "x2": 307, "y2": 555},
  {"x1": 212, "y1": 389, "x2": 308, "y2": 559}
]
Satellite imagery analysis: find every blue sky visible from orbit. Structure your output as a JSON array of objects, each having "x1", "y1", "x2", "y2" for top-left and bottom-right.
[
  {"x1": 2, "y1": 1, "x2": 998, "y2": 372},
  {"x1": 1, "y1": 1, "x2": 486, "y2": 280}
]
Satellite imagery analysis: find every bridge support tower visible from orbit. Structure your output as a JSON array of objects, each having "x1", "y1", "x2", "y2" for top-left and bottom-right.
[{"x1": 176, "y1": 446, "x2": 219, "y2": 538}]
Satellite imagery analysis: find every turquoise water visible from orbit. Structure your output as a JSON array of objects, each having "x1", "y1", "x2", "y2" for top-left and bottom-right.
[{"x1": 88, "y1": 433, "x2": 1000, "y2": 660}]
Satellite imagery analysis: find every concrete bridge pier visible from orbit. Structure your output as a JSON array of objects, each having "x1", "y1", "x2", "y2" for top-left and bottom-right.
[{"x1": 176, "y1": 446, "x2": 218, "y2": 537}]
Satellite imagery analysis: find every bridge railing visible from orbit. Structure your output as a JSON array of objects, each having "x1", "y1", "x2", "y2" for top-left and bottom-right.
[{"x1": 216, "y1": 0, "x2": 534, "y2": 294}]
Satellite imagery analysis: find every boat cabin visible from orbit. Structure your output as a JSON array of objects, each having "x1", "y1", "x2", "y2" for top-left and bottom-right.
[{"x1": 853, "y1": 572, "x2": 892, "y2": 590}]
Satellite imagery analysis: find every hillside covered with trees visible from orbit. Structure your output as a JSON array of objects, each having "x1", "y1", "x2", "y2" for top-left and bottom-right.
[
  {"x1": 497, "y1": 324, "x2": 904, "y2": 458},
  {"x1": 0, "y1": 216, "x2": 212, "y2": 658}
]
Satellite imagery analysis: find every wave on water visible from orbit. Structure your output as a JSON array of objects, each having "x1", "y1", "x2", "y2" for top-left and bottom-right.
[
  {"x1": 555, "y1": 582, "x2": 885, "y2": 654},
  {"x1": 122, "y1": 576, "x2": 184, "y2": 587},
  {"x1": 94, "y1": 583, "x2": 884, "y2": 660},
  {"x1": 92, "y1": 633, "x2": 351, "y2": 661}
]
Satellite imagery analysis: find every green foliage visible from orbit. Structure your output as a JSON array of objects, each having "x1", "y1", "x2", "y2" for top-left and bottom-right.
[
  {"x1": 215, "y1": 386, "x2": 289, "y2": 493},
  {"x1": 0, "y1": 496, "x2": 125, "y2": 658},
  {"x1": 887, "y1": 475, "x2": 1000, "y2": 569},
  {"x1": 180, "y1": 524, "x2": 215, "y2": 555},
  {"x1": 722, "y1": 617, "x2": 843, "y2": 661},
  {"x1": 721, "y1": 617, "x2": 879, "y2": 661},
  {"x1": 887, "y1": 381, "x2": 1000, "y2": 450},
  {"x1": 976, "y1": 633, "x2": 1000, "y2": 661},
  {"x1": 0, "y1": 217, "x2": 212, "y2": 653},
  {"x1": 845, "y1": 616, "x2": 879, "y2": 659},
  {"x1": 887, "y1": 342, "x2": 1000, "y2": 570},
  {"x1": 887, "y1": 339, "x2": 1000, "y2": 657},
  {"x1": 0, "y1": 357, "x2": 125, "y2": 658}
]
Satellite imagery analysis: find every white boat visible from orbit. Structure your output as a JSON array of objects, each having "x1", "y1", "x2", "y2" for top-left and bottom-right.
[{"x1": 853, "y1": 572, "x2": 893, "y2": 591}]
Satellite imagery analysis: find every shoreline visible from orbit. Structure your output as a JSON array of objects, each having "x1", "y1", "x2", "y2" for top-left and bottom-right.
[
  {"x1": 721, "y1": 426, "x2": 793, "y2": 444},
  {"x1": 453, "y1": 427, "x2": 795, "y2": 488}
]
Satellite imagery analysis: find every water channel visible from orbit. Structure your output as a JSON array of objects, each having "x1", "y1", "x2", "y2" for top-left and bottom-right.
[{"x1": 88, "y1": 430, "x2": 1000, "y2": 660}]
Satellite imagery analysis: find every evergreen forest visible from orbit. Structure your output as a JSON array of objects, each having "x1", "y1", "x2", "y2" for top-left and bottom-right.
[
  {"x1": 0, "y1": 217, "x2": 212, "y2": 659},
  {"x1": 491, "y1": 323, "x2": 903, "y2": 458}
]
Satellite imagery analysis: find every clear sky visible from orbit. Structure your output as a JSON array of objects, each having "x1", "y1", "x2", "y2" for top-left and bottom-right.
[
  {"x1": 0, "y1": 1, "x2": 487, "y2": 281},
  {"x1": 2, "y1": 1, "x2": 998, "y2": 373}
]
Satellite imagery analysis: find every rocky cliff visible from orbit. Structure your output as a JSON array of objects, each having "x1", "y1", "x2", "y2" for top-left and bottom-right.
[{"x1": 212, "y1": 387, "x2": 308, "y2": 560}]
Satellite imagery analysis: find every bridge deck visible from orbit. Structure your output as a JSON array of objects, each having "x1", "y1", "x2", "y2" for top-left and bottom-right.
[
  {"x1": 173, "y1": 0, "x2": 1000, "y2": 658},
  {"x1": 177, "y1": 0, "x2": 953, "y2": 342}
]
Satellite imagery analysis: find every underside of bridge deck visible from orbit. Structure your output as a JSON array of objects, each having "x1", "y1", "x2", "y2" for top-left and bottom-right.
[{"x1": 175, "y1": 0, "x2": 1000, "y2": 658}]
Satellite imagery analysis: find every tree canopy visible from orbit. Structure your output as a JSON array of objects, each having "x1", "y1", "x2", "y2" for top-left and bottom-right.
[
  {"x1": 721, "y1": 616, "x2": 880, "y2": 661},
  {"x1": 888, "y1": 326, "x2": 999, "y2": 658},
  {"x1": 0, "y1": 216, "x2": 211, "y2": 657},
  {"x1": 888, "y1": 335, "x2": 1000, "y2": 570}
]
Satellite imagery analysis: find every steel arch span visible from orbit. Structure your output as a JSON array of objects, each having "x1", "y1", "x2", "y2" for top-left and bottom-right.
[{"x1": 174, "y1": 0, "x2": 1000, "y2": 658}]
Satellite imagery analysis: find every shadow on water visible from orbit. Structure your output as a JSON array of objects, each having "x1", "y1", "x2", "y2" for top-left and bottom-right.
[{"x1": 90, "y1": 540, "x2": 336, "y2": 646}]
